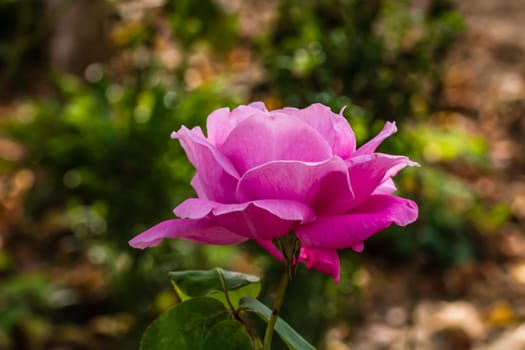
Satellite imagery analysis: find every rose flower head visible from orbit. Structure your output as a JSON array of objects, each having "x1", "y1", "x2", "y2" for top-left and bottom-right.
[{"x1": 129, "y1": 102, "x2": 418, "y2": 282}]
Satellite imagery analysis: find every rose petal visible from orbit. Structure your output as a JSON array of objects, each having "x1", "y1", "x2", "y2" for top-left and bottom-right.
[
  {"x1": 205, "y1": 107, "x2": 230, "y2": 147},
  {"x1": 355, "y1": 121, "x2": 397, "y2": 156},
  {"x1": 220, "y1": 112, "x2": 333, "y2": 174},
  {"x1": 278, "y1": 103, "x2": 356, "y2": 158},
  {"x1": 350, "y1": 242, "x2": 364, "y2": 252},
  {"x1": 172, "y1": 126, "x2": 239, "y2": 202},
  {"x1": 128, "y1": 218, "x2": 248, "y2": 249},
  {"x1": 190, "y1": 173, "x2": 206, "y2": 198},
  {"x1": 299, "y1": 247, "x2": 341, "y2": 283},
  {"x1": 237, "y1": 157, "x2": 354, "y2": 215},
  {"x1": 296, "y1": 194, "x2": 418, "y2": 250},
  {"x1": 206, "y1": 103, "x2": 268, "y2": 147},
  {"x1": 372, "y1": 178, "x2": 397, "y2": 195},
  {"x1": 174, "y1": 198, "x2": 315, "y2": 241},
  {"x1": 173, "y1": 198, "x2": 216, "y2": 219},
  {"x1": 347, "y1": 153, "x2": 418, "y2": 208},
  {"x1": 247, "y1": 101, "x2": 268, "y2": 112}
]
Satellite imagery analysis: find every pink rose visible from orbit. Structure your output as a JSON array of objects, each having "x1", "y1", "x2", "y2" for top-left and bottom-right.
[{"x1": 129, "y1": 102, "x2": 418, "y2": 282}]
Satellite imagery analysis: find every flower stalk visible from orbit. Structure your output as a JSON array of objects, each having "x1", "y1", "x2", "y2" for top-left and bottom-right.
[
  {"x1": 262, "y1": 262, "x2": 291, "y2": 350},
  {"x1": 262, "y1": 233, "x2": 299, "y2": 350}
]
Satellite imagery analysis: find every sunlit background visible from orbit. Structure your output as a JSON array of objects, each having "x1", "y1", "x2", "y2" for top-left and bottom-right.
[{"x1": 1, "y1": 0, "x2": 524, "y2": 349}]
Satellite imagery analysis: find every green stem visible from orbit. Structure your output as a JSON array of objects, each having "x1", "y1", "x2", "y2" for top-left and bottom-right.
[
  {"x1": 218, "y1": 268, "x2": 241, "y2": 321},
  {"x1": 262, "y1": 264, "x2": 290, "y2": 350}
]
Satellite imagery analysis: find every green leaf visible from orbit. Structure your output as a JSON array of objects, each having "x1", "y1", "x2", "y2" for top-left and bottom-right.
[
  {"x1": 140, "y1": 297, "x2": 230, "y2": 350},
  {"x1": 169, "y1": 268, "x2": 261, "y2": 310},
  {"x1": 239, "y1": 297, "x2": 315, "y2": 350},
  {"x1": 200, "y1": 320, "x2": 253, "y2": 350}
]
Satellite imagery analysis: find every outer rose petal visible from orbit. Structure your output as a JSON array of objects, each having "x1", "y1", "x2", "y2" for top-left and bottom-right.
[
  {"x1": 206, "y1": 103, "x2": 266, "y2": 147},
  {"x1": 299, "y1": 247, "x2": 341, "y2": 283},
  {"x1": 174, "y1": 198, "x2": 315, "y2": 241},
  {"x1": 220, "y1": 112, "x2": 333, "y2": 174},
  {"x1": 296, "y1": 195, "x2": 418, "y2": 250},
  {"x1": 354, "y1": 121, "x2": 397, "y2": 156},
  {"x1": 237, "y1": 157, "x2": 354, "y2": 215},
  {"x1": 347, "y1": 153, "x2": 418, "y2": 208},
  {"x1": 278, "y1": 103, "x2": 356, "y2": 158},
  {"x1": 190, "y1": 173, "x2": 206, "y2": 198},
  {"x1": 172, "y1": 126, "x2": 239, "y2": 203},
  {"x1": 129, "y1": 219, "x2": 248, "y2": 249},
  {"x1": 246, "y1": 101, "x2": 268, "y2": 112},
  {"x1": 372, "y1": 178, "x2": 397, "y2": 195}
]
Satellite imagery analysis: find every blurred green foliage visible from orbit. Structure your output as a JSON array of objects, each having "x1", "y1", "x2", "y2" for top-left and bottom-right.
[
  {"x1": 0, "y1": 0, "x2": 511, "y2": 349},
  {"x1": 2, "y1": 72, "x2": 244, "y2": 348},
  {"x1": 256, "y1": 0, "x2": 464, "y2": 120},
  {"x1": 0, "y1": 275, "x2": 56, "y2": 349},
  {"x1": 166, "y1": 0, "x2": 238, "y2": 52}
]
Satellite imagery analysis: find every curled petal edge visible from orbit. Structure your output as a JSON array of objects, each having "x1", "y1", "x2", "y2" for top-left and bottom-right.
[
  {"x1": 128, "y1": 218, "x2": 248, "y2": 249},
  {"x1": 296, "y1": 195, "x2": 418, "y2": 251},
  {"x1": 174, "y1": 198, "x2": 316, "y2": 224},
  {"x1": 355, "y1": 121, "x2": 397, "y2": 156},
  {"x1": 299, "y1": 247, "x2": 341, "y2": 283}
]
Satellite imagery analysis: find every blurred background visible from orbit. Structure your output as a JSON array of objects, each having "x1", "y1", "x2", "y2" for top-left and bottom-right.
[{"x1": 0, "y1": 0, "x2": 524, "y2": 349}]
